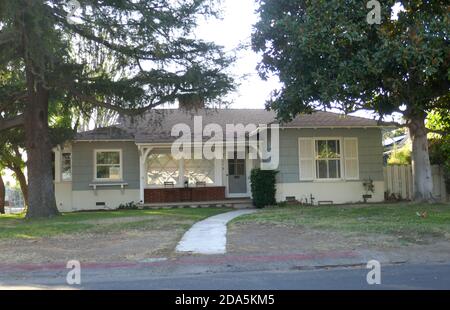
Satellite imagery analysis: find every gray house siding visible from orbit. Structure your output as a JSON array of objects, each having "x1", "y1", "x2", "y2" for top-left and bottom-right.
[
  {"x1": 277, "y1": 128, "x2": 384, "y2": 183},
  {"x1": 72, "y1": 141, "x2": 140, "y2": 191}
]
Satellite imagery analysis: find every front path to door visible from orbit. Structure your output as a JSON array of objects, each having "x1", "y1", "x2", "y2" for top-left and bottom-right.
[{"x1": 176, "y1": 210, "x2": 257, "y2": 255}]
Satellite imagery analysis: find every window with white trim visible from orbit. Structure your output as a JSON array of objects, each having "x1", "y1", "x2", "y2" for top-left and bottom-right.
[
  {"x1": 299, "y1": 137, "x2": 359, "y2": 181},
  {"x1": 61, "y1": 153, "x2": 72, "y2": 181},
  {"x1": 95, "y1": 150, "x2": 122, "y2": 181},
  {"x1": 315, "y1": 139, "x2": 341, "y2": 179}
]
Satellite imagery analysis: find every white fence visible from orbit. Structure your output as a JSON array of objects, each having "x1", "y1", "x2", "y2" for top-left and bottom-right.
[{"x1": 384, "y1": 165, "x2": 448, "y2": 202}]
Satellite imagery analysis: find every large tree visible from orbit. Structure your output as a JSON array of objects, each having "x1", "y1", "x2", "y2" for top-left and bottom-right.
[
  {"x1": 0, "y1": 0, "x2": 235, "y2": 218},
  {"x1": 253, "y1": 0, "x2": 449, "y2": 202}
]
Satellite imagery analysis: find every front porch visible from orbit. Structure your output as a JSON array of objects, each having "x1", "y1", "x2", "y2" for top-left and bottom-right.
[{"x1": 137, "y1": 144, "x2": 256, "y2": 204}]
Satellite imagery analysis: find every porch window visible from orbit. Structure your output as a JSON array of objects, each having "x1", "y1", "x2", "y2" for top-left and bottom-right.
[
  {"x1": 147, "y1": 153, "x2": 180, "y2": 186},
  {"x1": 61, "y1": 153, "x2": 72, "y2": 181},
  {"x1": 315, "y1": 139, "x2": 341, "y2": 179},
  {"x1": 184, "y1": 159, "x2": 215, "y2": 185},
  {"x1": 95, "y1": 150, "x2": 122, "y2": 181}
]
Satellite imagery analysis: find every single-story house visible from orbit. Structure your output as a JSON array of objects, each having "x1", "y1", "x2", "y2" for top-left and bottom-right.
[{"x1": 53, "y1": 109, "x2": 385, "y2": 212}]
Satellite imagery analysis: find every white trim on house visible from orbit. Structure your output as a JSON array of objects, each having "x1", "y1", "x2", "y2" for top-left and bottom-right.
[{"x1": 93, "y1": 149, "x2": 123, "y2": 182}]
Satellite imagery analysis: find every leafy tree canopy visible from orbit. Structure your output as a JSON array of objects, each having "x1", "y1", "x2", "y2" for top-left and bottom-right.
[
  {"x1": 253, "y1": 0, "x2": 449, "y2": 122},
  {"x1": 0, "y1": 0, "x2": 235, "y2": 119},
  {"x1": 253, "y1": 0, "x2": 449, "y2": 202},
  {"x1": 0, "y1": 0, "x2": 235, "y2": 218}
]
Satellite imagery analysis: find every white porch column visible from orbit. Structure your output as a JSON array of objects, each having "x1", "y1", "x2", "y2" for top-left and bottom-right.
[
  {"x1": 139, "y1": 146, "x2": 153, "y2": 203},
  {"x1": 179, "y1": 159, "x2": 185, "y2": 186},
  {"x1": 214, "y1": 159, "x2": 223, "y2": 186}
]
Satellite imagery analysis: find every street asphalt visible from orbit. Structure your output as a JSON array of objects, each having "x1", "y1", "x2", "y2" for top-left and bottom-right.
[{"x1": 1, "y1": 263, "x2": 449, "y2": 290}]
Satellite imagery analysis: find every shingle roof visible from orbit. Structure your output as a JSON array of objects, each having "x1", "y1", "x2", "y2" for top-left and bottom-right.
[
  {"x1": 74, "y1": 109, "x2": 379, "y2": 143},
  {"x1": 280, "y1": 111, "x2": 378, "y2": 128},
  {"x1": 75, "y1": 126, "x2": 134, "y2": 141},
  {"x1": 121, "y1": 109, "x2": 277, "y2": 143}
]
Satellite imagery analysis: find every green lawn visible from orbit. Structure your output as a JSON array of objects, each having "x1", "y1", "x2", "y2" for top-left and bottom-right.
[
  {"x1": 233, "y1": 203, "x2": 450, "y2": 242},
  {"x1": 0, "y1": 207, "x2": 231, "y2": 239}
]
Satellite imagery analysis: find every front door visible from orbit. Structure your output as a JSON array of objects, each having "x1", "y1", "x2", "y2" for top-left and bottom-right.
[{"x1": 227, "y1": 157, "x2": 247, "y2": 195}]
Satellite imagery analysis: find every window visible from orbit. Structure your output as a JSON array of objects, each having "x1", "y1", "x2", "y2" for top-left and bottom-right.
[
  {"x1": 299, "y1": 138, "x2": 359, "y2": 181},
  {"x1": 315, "y1": 139, "x2": 341, "y2": 179},
  {"x1": 228, "y1": 158, "x2": 245, "y2": 176},
  {"x1": 61, "y1": 153, "x2": 72, "y2": 181},
  {"x1": 95, "y1": 150, "x2": 122, "y2": 181},
  {"x1": 185, "y1": 159, "x2": 215, "y2": 185},
  {"x1": 147, "y1": 153, "x2": 179, "y2": 186},
  {"x1": 146, "y1": 151, "x2": 218, "y2": 187}
]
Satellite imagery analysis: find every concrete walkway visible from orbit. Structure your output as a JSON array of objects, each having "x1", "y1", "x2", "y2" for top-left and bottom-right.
[{"x1": 176, "y1": 210, "x2": 257, "y2": 255}]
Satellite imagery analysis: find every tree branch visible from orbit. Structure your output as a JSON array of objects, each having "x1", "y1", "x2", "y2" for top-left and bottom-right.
[
  {"x1": 0, "y1": 114, "x2": 25, "y2": 132},
  {"x1": 376, "y1": 120, "x2": 408, "y2": 128},
  {"x1": 69, "y1": 89, "x2": 172, "y2": 116}
]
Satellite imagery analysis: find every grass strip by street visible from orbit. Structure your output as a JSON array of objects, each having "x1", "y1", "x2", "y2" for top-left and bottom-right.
[
  {"x1": 0, "y1": 207, "x2": 231, "y2": 240},
  {"x1": 232, "y1": 203, "x2": 450, "y2": 243}
]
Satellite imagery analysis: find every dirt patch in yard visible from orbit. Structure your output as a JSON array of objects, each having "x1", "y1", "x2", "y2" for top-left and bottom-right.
[
  {"x1": 0, "y1": 217, "x2": 188, "y2": 264},
  {"x1": 0, "y1": 230, "x2": 184, "y2": 264},
  {"x1": 227, "y1": 222, "x2": 450, "y2": 264}
]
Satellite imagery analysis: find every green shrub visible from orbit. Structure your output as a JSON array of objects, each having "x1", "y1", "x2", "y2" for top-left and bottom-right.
[
  {"x1": 387, "y1": 144, "x2": 411, "y2": 165},
  {"x1": 250, "y1": 169, "x2": 278, "y2": 208}
]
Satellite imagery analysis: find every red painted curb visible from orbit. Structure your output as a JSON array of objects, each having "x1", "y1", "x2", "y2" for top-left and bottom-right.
[{"x1": 0, "y1": 251, "x2": 360, "y2": 272}]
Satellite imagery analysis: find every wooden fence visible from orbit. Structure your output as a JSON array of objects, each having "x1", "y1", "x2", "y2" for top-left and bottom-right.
[{"x1": 384, "y1": 165, "x2": 448, "y2": 202}]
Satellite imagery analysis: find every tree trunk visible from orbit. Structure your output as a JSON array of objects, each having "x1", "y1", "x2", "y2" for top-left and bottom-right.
[
  {"x1": 408, "y1": 113, "x2": 434, "y2": 202},
  {"x1": 24, "y1": 81, "x2": 59, "y2": 218},
  {"x1": 0, "y1": 173, "x2": 5, "y2": 214},
  {"x1": 12, "y1": 167, "x2": 28, "y2": 208}
]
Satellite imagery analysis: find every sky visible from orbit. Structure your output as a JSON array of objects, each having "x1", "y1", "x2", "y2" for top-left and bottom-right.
[
  {"x1": 195, "y1": 0, "x2": 280, "y2": 110},
  {"x1": 195, "y1": 0, "x2": 403, "y2": 122}
]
